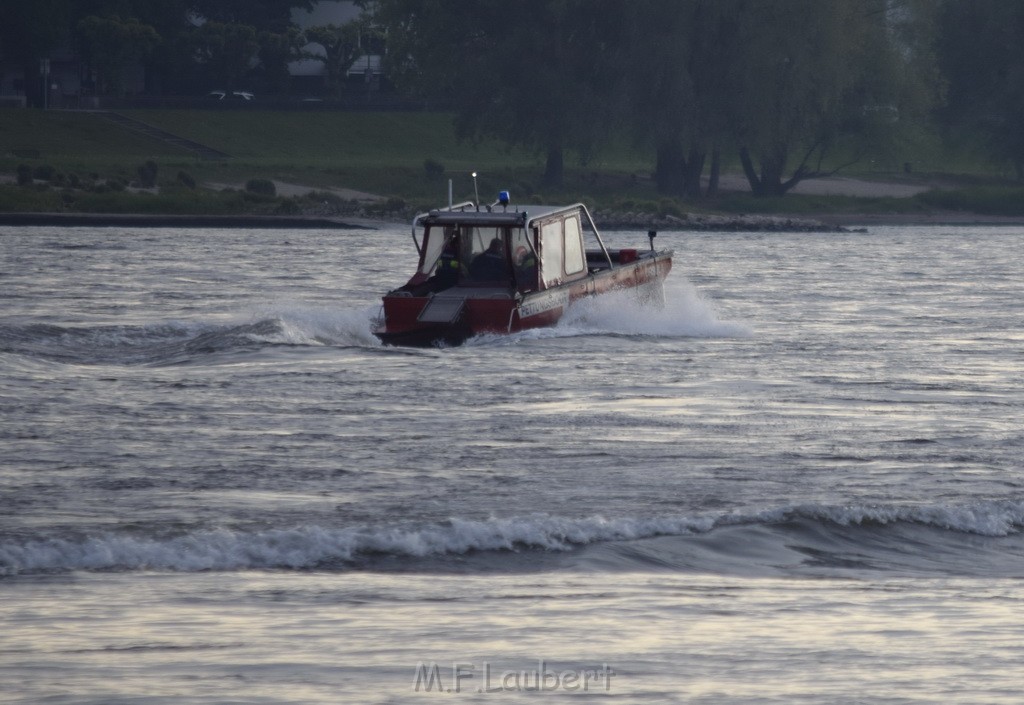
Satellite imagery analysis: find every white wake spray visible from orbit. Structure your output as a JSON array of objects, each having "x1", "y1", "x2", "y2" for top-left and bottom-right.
[
  {"x1": 244, "y1": 303, "x2": 382, "y2": 347},
  {"x1": 555, "y1": 276, "x2": 752, "y2": 339}
]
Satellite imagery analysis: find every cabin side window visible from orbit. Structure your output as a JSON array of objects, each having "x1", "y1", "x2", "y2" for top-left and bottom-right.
[
  {"x1": 540, "y1": 220, "x2": 564, "y2": 287},
  {"x1": 564, "y1": 215, "x2": 585, "y2": 275},
  {"x1": 510, "y1": 226, "x2": 537, "y2": 292}
]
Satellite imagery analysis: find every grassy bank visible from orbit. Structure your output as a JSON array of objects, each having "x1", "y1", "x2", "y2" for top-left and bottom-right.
[{"x1": 2, "y1": 107, "x2": 1022, "y2": 218}]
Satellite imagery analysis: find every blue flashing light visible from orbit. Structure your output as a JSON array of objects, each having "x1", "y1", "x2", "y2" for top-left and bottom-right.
[{"x1": 498, "y1": 190, "x2": 510, "y2": 206}]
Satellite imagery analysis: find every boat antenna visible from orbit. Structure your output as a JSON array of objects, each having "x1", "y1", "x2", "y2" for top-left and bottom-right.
[
  {"x1": 472, "y1": 172, "x2": 480, "y2": 210},
  {"x1": 448, "y1": 178, "x2": 453, "y2": 209},
  {"x1": 648, "y1": 230, "x2": 657, "y2": 252}
]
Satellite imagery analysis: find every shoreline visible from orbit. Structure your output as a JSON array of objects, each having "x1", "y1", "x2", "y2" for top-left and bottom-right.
[
  {"x1": 1, "y1": 210, "x2": 1022, "y2": 231},
  {"x1": 0, "y1": 212, "x2": 373, "y2": 230},
  {"x1": 811, "y1": 212, "x2": 1024, "y2": 227},
  {"x1": 594, "y1": 209, "x2": 1024, "y2": 231}
]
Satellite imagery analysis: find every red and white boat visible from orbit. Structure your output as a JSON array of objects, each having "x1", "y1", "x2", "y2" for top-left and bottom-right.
[{"x1": 374, "y1": 193, "x2": 673, "y2": 346}]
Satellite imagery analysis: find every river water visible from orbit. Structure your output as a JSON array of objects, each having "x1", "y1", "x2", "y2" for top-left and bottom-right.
[{"x1": 1, "y1": 222, "x2": 1022, "y2": 704}]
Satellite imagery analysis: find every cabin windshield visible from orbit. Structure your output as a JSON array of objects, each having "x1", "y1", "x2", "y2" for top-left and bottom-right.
[
  {"x1": 418, "y1": 225, "x2": 455, "y2": 276},
  {"x1": 417, "y1": 222, "x2": 537, "y2": 290},
  {"x1": 462, "y1": 226, "x2": 510, "y2": 283}
]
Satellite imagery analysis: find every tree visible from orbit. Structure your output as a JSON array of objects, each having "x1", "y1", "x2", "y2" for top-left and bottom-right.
[
  {"x1": 187, "y1": 0, "x2": 313, "y2": 33},
  {"x1": 105, "y1": 0, "x2": 308, "y2": 94},
  {"x1": 125, "y1": 0, "x2": 196, "y2": 94},
  {"x1": 625, "y1": 0, "x2": 744, "y2": 197},
  {"x1": 731, "y1": 0, "x2": 855, "y2": 196},
  {"x1": 363, "y1": 0, "x2": 949, "y2": 195},
  {"x1": 719, "y1": 0, "x2": 940, "y2": 196},
  {"x1": 257, "y1": 27, "x2": 305, "y2": 94},
  {"x1": 624, "y1": 1, "x2": 696, "y2": 196},
  {"x1": 302, "y1": 19, "x2": 372, "y2": 97},
  {"x1": 76, "y1": 15, "x2": 160, "y2": 96},
  {"x1": 374, "y1": 0, "x2": 627, "y2": 188},
  {"x1": 938, "y1": 0, "x2": 1024, "y2": 178},
  {"x1": 186, "y1": 21, "x2": 260, "y2": 90}
]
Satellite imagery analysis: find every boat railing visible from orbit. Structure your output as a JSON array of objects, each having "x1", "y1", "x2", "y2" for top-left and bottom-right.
[
  {"x1": 578, "y1": 203, "x2": 614, "y2": 270},
  {"x1": 410, "y1": 200, "x2": 476, "y2": 255}
]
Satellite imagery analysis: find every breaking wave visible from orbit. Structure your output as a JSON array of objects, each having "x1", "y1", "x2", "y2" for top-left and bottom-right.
[
  {"x1": 4, "y1": 500, "x2": 1024, "y2": 577},
  {"x1": 0, "y1": 306, "x2": 380, "y2": 366}
]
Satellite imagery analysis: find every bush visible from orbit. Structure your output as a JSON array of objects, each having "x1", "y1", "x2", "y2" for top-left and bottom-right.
[
  {"x1": 16, "y1": 164, "x2": 33, "y2": 186},
  {"x1": 32, "y1": 164, "x2": 56, "y2": 181},
  {"x1": 274, "y1": 198, "x2": 301, "y2": 215},
  {"x1": 245, "y1": 178, "x2": 276, "y2": 196},
  {"x1": 364, "y1": 197, "x2": 409, "y2": 218},
  {"x1": 916, "y1": 186, "x2": 1024, "y2": 216},
  {"x1": 305, "y1": 190, "x2": 343, "y2": 205},
  {"x1": 176, "y1": 170, "x2": 196, "y2": 189},
  {"x1": 0, "y1": 183, "x2": 63, "y2": 212},
  {"x1": 423, "y1": 158, "x2": 445, "y2": 180},
  {"x1": 72, "y1": 189, "x2": 240, "y2": 215},
  {"x1": 658, "y1": 199, "x2": 683, "y2": 218},
  {"x1": 136, "y1": 160, "x2": 158, "y2": 188},
  {"x1": 242, "y1": 190, "x2": 273, "y2": 204}
]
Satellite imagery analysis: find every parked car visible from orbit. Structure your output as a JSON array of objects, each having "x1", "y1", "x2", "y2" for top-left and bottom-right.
[{"x1": 206, "y1": 90, "x2": 255, "y2": 102}]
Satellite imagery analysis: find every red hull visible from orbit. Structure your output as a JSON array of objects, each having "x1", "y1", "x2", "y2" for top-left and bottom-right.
[{"x1": 376, "y1": 254, "x2": 672, "y2": 347}]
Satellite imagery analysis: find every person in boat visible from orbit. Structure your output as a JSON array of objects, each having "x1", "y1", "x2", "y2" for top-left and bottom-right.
[
  {"x1": 513, "y1": 245, "x2": 537, "y2": 291},
  {"x1": 469, "y1": 237, "x2": 508, "y2": 281},
  {"x1": 434, "y1": 236, "x2": 460, "y2": 289}
]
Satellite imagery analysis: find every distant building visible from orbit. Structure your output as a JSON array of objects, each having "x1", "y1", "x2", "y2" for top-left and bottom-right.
[
  {"x1": 289, "y1": 0, "x2": 383, "y2": 95},
  {"x1": 0, "y1": 44, "x2": 128, "y2": 109}
]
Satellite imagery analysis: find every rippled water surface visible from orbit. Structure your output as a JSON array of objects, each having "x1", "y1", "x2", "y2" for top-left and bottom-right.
[{"x1": 1, "y1": 223, "x2": 1023, "y2": 703}]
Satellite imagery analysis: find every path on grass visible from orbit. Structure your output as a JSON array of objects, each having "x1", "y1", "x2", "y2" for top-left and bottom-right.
[
  {"x1": 95, "y1": 112, "x2": 231, "y2": 160},
  {"x1": 204, "y1": 181, "x2": 384, "y2": 203},
  {"x1": 715, "y1": 173, "x2": 930, "y2": 198}
]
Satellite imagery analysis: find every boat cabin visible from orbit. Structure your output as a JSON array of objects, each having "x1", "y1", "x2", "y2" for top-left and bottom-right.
[{"x1": 395, "y1": 203, "x2": 611, "y2": 297}]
